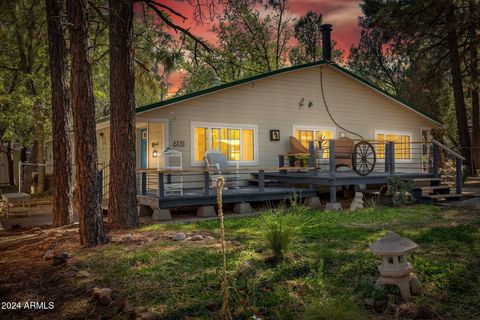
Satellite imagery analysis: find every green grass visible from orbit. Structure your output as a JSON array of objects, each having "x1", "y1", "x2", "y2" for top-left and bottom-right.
[{"x1": 75, "y1": 205, "x2": 480, "y2": 319}]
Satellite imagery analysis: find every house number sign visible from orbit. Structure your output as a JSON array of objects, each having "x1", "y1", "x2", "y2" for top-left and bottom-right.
[{"x1": 173, "y1": 140, "x2": 185, "y2": 148}]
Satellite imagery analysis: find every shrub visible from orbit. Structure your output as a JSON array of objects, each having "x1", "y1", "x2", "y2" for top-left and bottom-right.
[
  {"x1": 363, "y1": 195, "x2": 386, "y2": 210},
  {"x1": 386, "y1": 176, "x2": 414, "y2": 206},
  {"x1": 258, "y1": 202, "x2": 308, "y2": 260},
  {"x1": 302, "y1": 295, "x2": 366, "y2": 320}
]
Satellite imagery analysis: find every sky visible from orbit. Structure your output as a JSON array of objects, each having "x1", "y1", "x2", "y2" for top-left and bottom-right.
[{"x1": 160, "y1": 0, "x2": 363, "y2": 94}]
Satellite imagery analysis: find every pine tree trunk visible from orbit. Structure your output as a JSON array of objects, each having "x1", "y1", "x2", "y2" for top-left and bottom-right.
[
  {"x1": 108, "y1": 0, "x2": 138, "y2": 229},
  {"x1": 6, "y1": 142, "x2": 15, "y2": 186},
  {"x1": 446, "y1": 6, "x2": 474, "y2": 174},
  {"x1": 46, "y1": 0, "x2": 73, "y2": 226},
  {"x1": 67, "y1": 0, "x2": 107, "y2": 246},
  {"x1": 469, "y1": 0, "x2": 480, "y2": 175}
]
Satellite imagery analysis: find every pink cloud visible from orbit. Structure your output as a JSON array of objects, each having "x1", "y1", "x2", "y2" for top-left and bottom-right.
[{"x1": 156, "y1": 0, "x2": 363, "y2": 95}]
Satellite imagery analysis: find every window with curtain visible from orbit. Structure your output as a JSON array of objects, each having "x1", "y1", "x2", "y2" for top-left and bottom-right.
[
  {"x1": 375, "y1": 132, "x2": 411, "y2": 159},
  {"x1": 294, "y1": 128, "x2": 334, "y2": 158},
  {"x1": 193, "y1": 124, "x2": 256, "y2": 163}
]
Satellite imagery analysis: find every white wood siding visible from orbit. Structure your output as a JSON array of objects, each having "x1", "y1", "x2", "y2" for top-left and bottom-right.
[{"x1": 136, "y1": 65, "x2": 438, "y2": 169}]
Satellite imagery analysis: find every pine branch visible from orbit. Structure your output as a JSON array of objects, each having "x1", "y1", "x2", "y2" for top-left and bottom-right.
[{"x1": 144, "y1": 1, "x2": 212, "y2": 53}]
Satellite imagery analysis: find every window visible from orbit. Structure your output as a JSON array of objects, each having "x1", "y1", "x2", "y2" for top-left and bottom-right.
[
  {"x1": 375, "y1": 131, "x2": 411, "y2": 160},
  {"x1": 193, "y1": 123, "x2": 257, "y2": 164},
  {"x1": 293, "y1": 126, "x2": 335, "y2": 159}
]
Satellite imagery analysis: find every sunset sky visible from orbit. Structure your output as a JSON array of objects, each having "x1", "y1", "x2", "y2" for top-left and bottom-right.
[{"x1": 161, "y1": 0, "x2": 363, "y2": 94}]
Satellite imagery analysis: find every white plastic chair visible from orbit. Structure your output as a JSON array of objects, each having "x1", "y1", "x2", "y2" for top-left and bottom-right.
[{"x1": 204, "y1": 150, "x2": 240, "y2": 189}]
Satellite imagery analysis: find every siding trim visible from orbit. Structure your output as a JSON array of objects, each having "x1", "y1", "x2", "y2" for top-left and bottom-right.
[
  {"x1": 190, "y1": 121, "x2": 259, "y2": 167},
  {"x1": 123, "y1": 62, "x2": 441, "y2": 127},
  {"x1": 374, "y1": 129, "x2": 414, "y2": 163}
]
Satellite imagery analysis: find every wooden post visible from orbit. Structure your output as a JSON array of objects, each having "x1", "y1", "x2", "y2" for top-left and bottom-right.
[
  {"x1": 328, "y1": 140, "x2": 337, "y2": 204},
  {"x1": 158, "y1": 172, "x2": 166, "y2": 201},
  {"x1": 388, "y1": 141, "x2": 395, "y2": 175},
  {"x1": 141, "y1": 172, "x2": 147, "y2": 195},
  {"x1": 258, "y1": 169, "x2": 265, "y2": 193},
  {"x1": 329, "y1": 140, "x2": 336, "y2": 178},
  {"x1": 432, "y1": 143, "x2": 439, "y2": 178},
  {"x1": 456, "y1": 157, "x2": 462, "y2": 195},
  {"x1": 308, "y1": 141, "x2": 315, "y2": 167},
  {"x1": 278, "y1": 155, "x2": 286, "y2": 174},
  {"x1": 329, "y1": 184, "x2": 337, "y2": 202},
  {"x1": 204, "y1": 171, "x2": 210, "y2": 195},
  {"x1": 384, "y1": 143, "x2": 390, "y2": 173}
]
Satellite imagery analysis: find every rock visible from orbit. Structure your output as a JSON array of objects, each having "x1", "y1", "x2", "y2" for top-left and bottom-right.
[
  {"x1": 190, "y1": 234, "x2": 204, "y2": 241},
  {"x1": 0, "y1": 285, "x2": 12, "y2": 296},
  {"x1": 43, "y1": 250, "x2": 55, "y2": 261},
  {"x1": 138, "y1": 311, "x2": 159, "y2": 320},
  {"x1": 239, "y1": 259, "x2": 255, "y2": 276},
  {"x1": 113, "y1": 299, "x2": 129, "y2": 314},
  {"x1": 30, "y1": 226, "x2": 42, "y2": 233},
  {"x1": 416, "y1": 304, "x2": 435, "y2": 319},
  {"x1": 122, "y1": 234, "x2": 133, "y2": 244},
  {"x1": 206, "y1": 302, "x2": 218, "y2": 311},
  {"x1": 10, "y1": 224, "x2": 21, "y2": 230},
  {"x1": 364, "y1": 298, "x2": 374, "y2": 306},
  {"x1": 92, "y1": 287, "x2": 112, "y2": 305},
  {"x1": 349, "y1": 192, "x2": 364, "y2": 211},
  {"x1": 172, "y1": 232, "x2": 186, "y2": 241},
  {"x1": 205, "y1": 235, "x2": 215, "y2": 241},
  {"x1": 410, "y1": 273, "x2": 422, "y2": 295},
  {"x1": 373, "y1": 299, "x2": 387, "y2": 313},
  {"x1": 255, "y1": 247, "x2": 265, "y2": 253},
  {"x1": 76, "y1": 270, "x2": 91, "y2": 278},
  {"x1": 52, "y1": 252, "x2": 69, "y2": 266},
  {"x1": 64, "y1": 270, "x2": 77, "y2": 277},
  {"x1": 398, "y1": 303, "x2": 416, "y2": 318}
]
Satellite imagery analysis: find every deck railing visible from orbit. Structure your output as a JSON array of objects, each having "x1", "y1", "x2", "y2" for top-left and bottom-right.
[
  {"x1": 278, "y1": 139, "x2": 464, "y2": 195},
  {"x1": 135, "y1": 166, "x2": 313, "y2": 201}
]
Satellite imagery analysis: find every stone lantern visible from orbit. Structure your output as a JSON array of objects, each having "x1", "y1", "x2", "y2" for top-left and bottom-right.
[{"x1": 370, "y1": 231, "x2": 421, "y2": 301}]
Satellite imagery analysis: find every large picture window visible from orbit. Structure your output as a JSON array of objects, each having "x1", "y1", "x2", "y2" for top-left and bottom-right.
[
  {"x1": 192, "y1": 123, "x2": 257, "y2": 164},
  {"x1": 375, "y1": 131, "x2": 411, "y2": 160},
  {"x1": 293, "y1": 126, "x2": 335, "y2": 159}
]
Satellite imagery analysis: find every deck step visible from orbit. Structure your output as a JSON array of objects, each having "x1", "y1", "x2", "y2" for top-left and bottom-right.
[
  {"x1": 413, "y1": 185, "x2": 451, "y2": 195},
  {"x1": 412, "y1": 178, "x2": 442, "y2": 182},
  {"x1": 466, "y1": 176, "x2": 480, "y2": 181},
  {"x1": 423, "y1": 193, "x2": 462, "y2": 200}
]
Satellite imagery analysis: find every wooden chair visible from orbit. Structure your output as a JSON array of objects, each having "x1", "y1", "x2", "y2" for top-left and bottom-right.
[
  {"x1": 289, "y1": 136, "x2": 309, "y2": 154},
  {"x1": 204, "y1": 150, "x2": 240, "y2": 189},
  {"x1": 333, "y1": 137, "x2": 354, "y2": 169}
]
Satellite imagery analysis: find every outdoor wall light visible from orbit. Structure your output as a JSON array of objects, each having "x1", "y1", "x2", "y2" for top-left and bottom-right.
[{"x1": 152, "y1": 149, "x2": 158, "y2": 158}]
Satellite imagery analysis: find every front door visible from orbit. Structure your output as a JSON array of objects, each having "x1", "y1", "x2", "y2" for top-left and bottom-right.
[{"x1": 140, "y1": 128, "x2": 148, "y2": 168}]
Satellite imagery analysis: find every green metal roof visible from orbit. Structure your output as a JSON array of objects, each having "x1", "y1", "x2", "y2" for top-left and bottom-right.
[{"x1": 101, "y1": 60, "x2": 440, "y2": 125}]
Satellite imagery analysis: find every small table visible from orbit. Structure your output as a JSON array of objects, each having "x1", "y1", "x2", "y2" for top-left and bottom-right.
[{"x1": 1, "y1": 193, "x2": 31, "y2": 219}]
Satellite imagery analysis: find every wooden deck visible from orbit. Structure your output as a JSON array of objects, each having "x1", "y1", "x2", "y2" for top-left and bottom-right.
[
  {"x1": 263, "y1": 171, "x2": 434, "y2": 186},
  {"x1": 137, "y1": 186, "x2": 317, "y2": 209}
]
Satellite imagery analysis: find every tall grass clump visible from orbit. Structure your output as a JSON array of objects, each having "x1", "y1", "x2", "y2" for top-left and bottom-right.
[
  {"x1": 302, "y1": 294, "x2": 366, "y2": 320},
  {"x1": 258, "y1": 202, "x2": 309, "y2": 260}
]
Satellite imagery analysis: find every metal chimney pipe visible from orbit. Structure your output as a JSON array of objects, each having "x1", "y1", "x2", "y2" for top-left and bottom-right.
[{"x1": 320, "y1": 24, "x2": 332, "y2": 62}]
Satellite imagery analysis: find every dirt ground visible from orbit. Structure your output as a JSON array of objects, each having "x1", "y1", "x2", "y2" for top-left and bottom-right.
[{"x1": 0, "y1": 224, "x2": 151, "y2": 320}]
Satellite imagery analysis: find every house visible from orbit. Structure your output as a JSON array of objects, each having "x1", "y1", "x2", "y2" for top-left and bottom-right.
[
  {"x1": 96, "y1": 62, "x2": 440, "y2": 173},
  {"x1": 92, "y1": 25, "x2": 449, "y2": 217}
]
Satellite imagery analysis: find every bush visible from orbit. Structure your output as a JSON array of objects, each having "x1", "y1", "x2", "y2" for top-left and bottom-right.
[
  {"x1": 302, "y1": 294, "x2": 366, "y2": 320},
  {"x1": 258, "y1": 202, "x2": 309, "y2": 260},
  {"x1": 386, "y1": 176, "x2": 414, "y2": 206}
]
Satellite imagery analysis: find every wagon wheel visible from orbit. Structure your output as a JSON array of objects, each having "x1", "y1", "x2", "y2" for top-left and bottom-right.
[{"x1": 352, "y1": 140, "x2": 376, "y2": 176}]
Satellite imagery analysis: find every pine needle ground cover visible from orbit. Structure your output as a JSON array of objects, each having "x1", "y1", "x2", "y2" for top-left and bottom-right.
[{"x1": 75, "y1": 205, "x2": 480, "y2": 319}]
